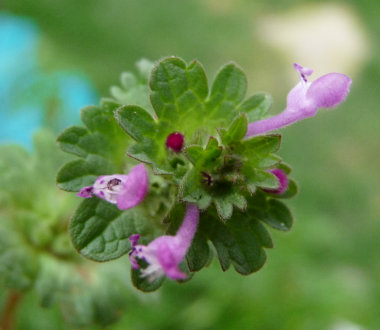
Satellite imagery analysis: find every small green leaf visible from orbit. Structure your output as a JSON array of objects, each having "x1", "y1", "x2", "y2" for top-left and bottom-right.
[
  {"x1": 219, "y1": 113, "x2": 248, "y2": 146},
  {"x1": 244, "y1": 168, "x2": 279, "y2": 192},
  {"x1": 213, "y1": 192, "x2": 247, "y2": 221},
  {"x1": 238, "y1": 93, "x2": 272, "y2": 122},
  {"x1": 186, "y1": 231, "x2": 211, "y2": 272},
  {"x1": 277, "y1": 179, "x2": 298, "y2": 199},
  {"x1": 57, "y1": 101, "x2": 133, "y2": 192},
  {"x1": 254, "y1": 197, "x2": 293, "y2": 231},
  {"x1": 207, "y1": 63, "x2": 247, "y2": 121},
  {"x1": 57, "y1": 156, "x2": 116, "y2": 192},
  {"x1": 180, "y1": 168, "x2": 212, "y2": 210},
  {"x1": 185, "y1": 137, "x2": 222, "y2": 168},
  {"x1": 257, "y1": 154, "x2": 282, "y2": 168},
  {"x1": 150, "y1": 57, "x2": 207, "y2": 122},
  {"x1": 184, "y1": 145, "x2": 203, "y2": 165},
  {"x1": 214, "y1": 197, "x2": 233, "y2": 221},
  {"x1": 57, "y1": 126, "x2": 89, "y2": 157},
  {"x1": 203, "y1": 210, "x2": 267, "y2": 275},
  {"x1": 237, "y1": 134, "x2": 281, "y2": 167},
  {"x1": 248, "y1": 217, "x2": 273, "y2": 248},
  {"x1": 70, "y1": 198, "x2": 152, "y2": 261},
  {"x1": 116, "y1": 105, "x2": 156, "y2": 141}
]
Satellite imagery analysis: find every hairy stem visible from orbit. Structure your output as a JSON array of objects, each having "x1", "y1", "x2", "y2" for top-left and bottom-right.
[{"x1": 1, "y1": 291, "x2": 22, "y2": 330}]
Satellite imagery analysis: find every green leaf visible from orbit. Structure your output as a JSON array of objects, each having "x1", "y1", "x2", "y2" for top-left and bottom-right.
[
  {"x1": 186, "y1": 231, "x2": 211, "y2": 272},
  {"x1": 207, "y1": 63, "x2": 247, "y2": 120},
  {"x1": 214, "y1": 192, "x2": 247, "y2": 221},
  {"x1": 277, "y1": 179, "x2": 298, "y2": 199},
  {"x1": 180, "y1": 168, "x2": 212, "y2": 210},
  {"x1": 150, "y1": 57, "x2": 208, "y2": 122},
  {"x1": 248, "y1": 217, "x2": 273, "y2": 248},
  {"x1": 239, "y1": 134, "x2": 281, "y2": 163},
  {"x1": 263, "y1": 199, "x2": 293, "y2": 231},
  {"x1": 57, "y1": 126, "x2": 112, "y2": 158},
  {"x1": 69, "y1": 198, "x2": 152, "y2": 261},
  {"x1": 56, "y1": 156, "x2": 116, "y2": 192},
  {"x1": 185, "y1": 137, "x2": 223, "y2": 167},
  {"x1": 202, "y1": 210, "x2": 267, "y2": 275},
  {"x1": 248, "y1": 191, "x2": 293, "y2": 231},
  {"x1": 238, "y1": 93, "x2": 272, "y2": 122},
  {"x1": 57, "y1": 103, "x2": 131, "y2": 191},
  {"x1": 116, "y1": 105, "x2": 156, "y2": 141},
  {"x1": 244, "y1": 168, "x2": 279, "y2": 193},
  {"x1": 219, "y1": 113, "x2": 248, "y2": 146},
  {"x1": 57, "y1": 126, "x2": 90, "y2": 158}
]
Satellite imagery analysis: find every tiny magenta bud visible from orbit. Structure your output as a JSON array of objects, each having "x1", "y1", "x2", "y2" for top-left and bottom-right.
[{"x1": 166, "y1": 132, "x2": 184, "y2": 152}]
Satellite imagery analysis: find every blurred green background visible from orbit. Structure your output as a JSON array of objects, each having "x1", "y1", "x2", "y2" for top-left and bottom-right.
[{"x1": 0, "y1": 0, "x2": 379, "y2": 329}]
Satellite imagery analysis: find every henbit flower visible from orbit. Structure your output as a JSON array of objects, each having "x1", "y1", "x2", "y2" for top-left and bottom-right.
[
  {"x1": 246, "y1": 63, "x2": 352, "y2": 137},
  {"x1": 129, "y1": 203, "x2": 199, "y2": 281},
  {"x1": 263, "y1": 168, "x2": 289, "y2": 195},
  {"x1": 77, "y1": 164, "x2": 148, "y2": 210}
]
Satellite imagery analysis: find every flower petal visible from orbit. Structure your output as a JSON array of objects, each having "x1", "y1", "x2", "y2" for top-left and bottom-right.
[
  {"x1": 286, "y1": 81, "x2": 318, "y2": 118},
  {"x1": 153, "y1": 237, "x2": 187, "y2": 280},
  {"x1": 128, "y1": 204, "x2": 199, "y2": 281},
  {"x1": 116, "y1": 164, "x2": 148, "y2": 210},
  {"x1": 264, "y1": 169, "x2": 289, "y2": 195},
  {"x1": 306, "y1": 73, "x2": 352, "y2": 109},
  {"x1": 93, "y1": 174, "x2": 128, "y2": 204},
  {"x1": 77, "y1": 186, "x2": 94, "y2": 198}
]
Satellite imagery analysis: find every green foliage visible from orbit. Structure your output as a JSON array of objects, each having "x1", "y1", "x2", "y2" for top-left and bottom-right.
[
  {"x1": 56, "y1": 103, "x2": 129, "y2": 191},
  {"x1": 57, "y1": 57, "x2": 297, "y2": 293},
  {"x1": 0, "y1": 131, "x2": 132, "y2": 327},
  {"x1": 70, "y1": 198, "x2": 156, "y2": 261},
  {"x1": 115, "y1": 57, "x2": 251, "y2": 174}
]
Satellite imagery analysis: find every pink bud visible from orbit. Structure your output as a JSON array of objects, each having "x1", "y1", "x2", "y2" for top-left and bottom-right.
[{"x1": 166, "y1": 132, "x2": 184, "y2": 152}]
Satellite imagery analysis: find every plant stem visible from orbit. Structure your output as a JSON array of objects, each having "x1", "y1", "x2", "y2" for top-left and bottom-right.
[{"x1": 1, "y1": 291, "x2": 22, "y2": 330}]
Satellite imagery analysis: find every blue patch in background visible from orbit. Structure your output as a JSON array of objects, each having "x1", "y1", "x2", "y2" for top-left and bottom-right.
[{"x1": 0, "y1": 12, "x2": 97, "y2": 148}]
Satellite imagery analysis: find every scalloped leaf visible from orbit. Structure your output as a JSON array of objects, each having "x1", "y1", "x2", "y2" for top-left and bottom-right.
[
  {"x1": 70, "y1": 198, "x2": 153, "y2": 261},
  {"x1": 201, "y1": 210, "x2": 267, "y2": 274},
  {"x1": 57, "y1": 104, "x2": 131, "y2": 191},
  {"x1": 238, "y1": 93, "x2": 272, "y2": 122},
  {"x1": 247, "y1": 190, "x2": 293, "y2": 231},
  {"x1": 115, "y1": 57, "x2": 257, "y2": 176}
]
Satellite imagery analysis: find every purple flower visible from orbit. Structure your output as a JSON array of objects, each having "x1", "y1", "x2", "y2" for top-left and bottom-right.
[
  {"x1": 263, "y1": 168, "x2": 289, "y2": 195},
  {"x1": 77, "y1": 164, "x2": 148, "y2": 210},
  {"x1": 246, "y1": 63, "x2": 352, "y2": 137},
  {"x1": 129, "y1": 203, "x2": 199, "y2": 281}
]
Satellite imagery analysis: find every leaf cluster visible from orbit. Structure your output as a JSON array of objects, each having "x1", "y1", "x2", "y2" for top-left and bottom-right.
[
  {"x1": 56, "y1": 57, "x2": 298, "y2": 292},
  {"x1": 0, "y1": 131, "x2": 132, "y2": 327}
]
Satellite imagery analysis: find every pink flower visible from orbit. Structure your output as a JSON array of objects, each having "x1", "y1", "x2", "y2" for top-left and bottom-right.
[
  {"x1": 263, "y1": 168, "x2": 289, "y2": 195},
  {"x1": 246, "y1": 63, "x2": 352, "y2": 137},
  {"x1": 77, "y1": 164, "x2": 148, "y2": 210},
  {"x1": 129, "y1": 203, "x2": 199, "y2": 281}
]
